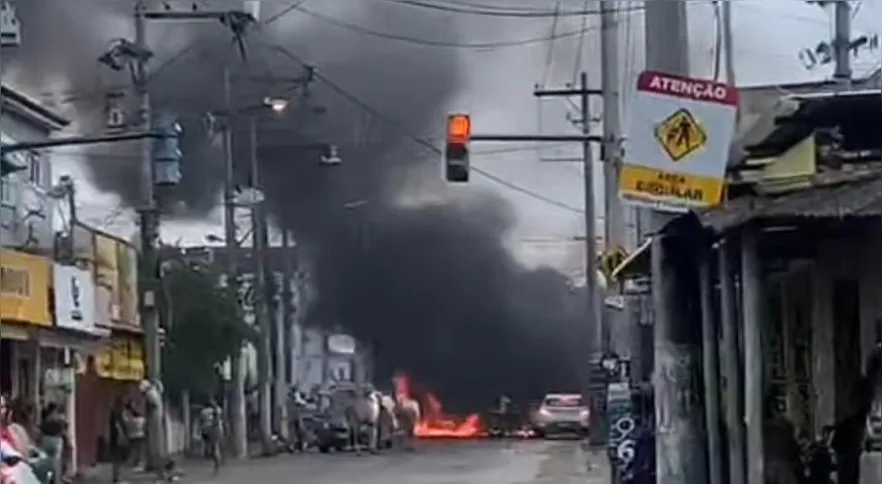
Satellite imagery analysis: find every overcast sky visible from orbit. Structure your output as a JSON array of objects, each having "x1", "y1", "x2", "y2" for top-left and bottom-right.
[{"x1": 44, "y1": 0, "x2": 881, "y2": 271}]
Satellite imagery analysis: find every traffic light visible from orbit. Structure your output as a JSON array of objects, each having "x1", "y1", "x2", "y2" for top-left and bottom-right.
[
  {"x1": 151, "y1": 113, "x2": 183, "y2": 186},
  {"x1": 445, "y1": 113, "x2": 470, "y2": 183}
]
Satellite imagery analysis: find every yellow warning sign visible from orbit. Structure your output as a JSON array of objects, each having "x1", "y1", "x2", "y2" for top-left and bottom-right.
[{"x1": 654, "y1": 109, "x2": 707, "y2": 162}]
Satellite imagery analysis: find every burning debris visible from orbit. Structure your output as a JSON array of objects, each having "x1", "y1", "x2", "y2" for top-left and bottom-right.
[{"x1": 396, "y1": 374, "x2": 483, "y2": 439}]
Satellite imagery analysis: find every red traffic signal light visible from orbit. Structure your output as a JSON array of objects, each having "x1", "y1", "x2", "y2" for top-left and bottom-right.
[
  {"x1": 446, "y1": 114, "x2": 471, "y2": 144},
  {"x1": 445, "y1": 113, "x2": 470, "y2": 183}
]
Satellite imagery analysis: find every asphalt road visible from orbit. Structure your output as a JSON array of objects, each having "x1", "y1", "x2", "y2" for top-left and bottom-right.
[{"x1": 177, "y1": 439, "x2": 609, "y2": 484}]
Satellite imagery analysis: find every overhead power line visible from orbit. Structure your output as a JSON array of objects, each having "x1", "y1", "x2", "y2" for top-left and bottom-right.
[
  {"x1": 256, "y1": 39, "x2": 584, "y2": 214},
  {"x1": 293, "y1": 4, "x2": 618, "y2": 48},
  {"x1": 385, "y1": 0, "x2": 636, "y2": 17}
]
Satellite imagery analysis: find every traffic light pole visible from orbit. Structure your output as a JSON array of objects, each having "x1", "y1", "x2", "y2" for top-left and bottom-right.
[
  {"x1": 133, "y1": 3, "x2": 166, "y2": 471},
  {"x1": 463, "y1": 74, "x2": 606, "y2": 444},
  {"x1": 0, "y1": 131, "x2": 163, "y2": 153}
]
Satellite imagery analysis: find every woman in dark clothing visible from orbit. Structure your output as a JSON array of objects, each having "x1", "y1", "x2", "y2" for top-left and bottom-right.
[
  {"x1": 40, "y1": 403, "x2": 66, "y2": 484},
  {"x1": 108, "y1": 398, "x2": 129, "y2": 484}
]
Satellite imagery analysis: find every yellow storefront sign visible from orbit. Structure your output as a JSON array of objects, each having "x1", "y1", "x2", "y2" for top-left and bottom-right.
[
  {"x1": 619, "y1": 164, "x2": 725, "y2": 210},
  {"x1": 115, "y1": 242, "x2": 140, "y2": 328},
  {"x1": 94, "y1": 235, "x2": 118, "y2": 295},
  {"x1": 94, "y1": 337, "x2": 146, "y2": 381},
  {"x1": 0, "y1": 250, "x2": 51, "y2": 326}
]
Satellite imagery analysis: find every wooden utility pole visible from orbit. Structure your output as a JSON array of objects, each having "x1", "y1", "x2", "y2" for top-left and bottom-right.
[{"x1": 534, "y1": 75, "x2": 605, "y2": 442}]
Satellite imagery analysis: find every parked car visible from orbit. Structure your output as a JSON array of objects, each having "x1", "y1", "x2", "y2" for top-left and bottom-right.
[{"x1": 532, "y1": 393, "x2": 590, "y2": 438}]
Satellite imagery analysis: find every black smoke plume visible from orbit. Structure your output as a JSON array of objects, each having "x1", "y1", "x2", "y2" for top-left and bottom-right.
[{"x1": 8, "y1": 0, "x2": 590, "y2": 412}]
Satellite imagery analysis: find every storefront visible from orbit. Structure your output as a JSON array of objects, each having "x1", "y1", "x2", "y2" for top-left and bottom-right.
[
  {"x1": 49, "y1": 263, "x2": 105, "y2": 474},
  {"x1": 0, "y1": 249, "x2": 52, "y2": 404},
  {"x1": 75, "y1": 335, "x2": 145, "y2": 466},
  {"x1": 71, "y1": 229, "x2": 145, "y2": 467}
]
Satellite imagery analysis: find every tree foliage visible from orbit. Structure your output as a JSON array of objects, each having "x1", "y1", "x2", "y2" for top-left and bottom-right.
[{"x1": 161, "y1": 260, "x2": 255, "y2": 402}]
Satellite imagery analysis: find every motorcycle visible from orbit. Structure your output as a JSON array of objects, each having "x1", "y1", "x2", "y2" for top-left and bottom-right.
[{"x1": 1, "y1": 440, "x2": 47, "y2": 484}]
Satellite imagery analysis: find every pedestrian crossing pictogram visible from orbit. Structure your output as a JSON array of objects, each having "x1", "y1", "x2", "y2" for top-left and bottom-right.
[{"x1": 654, "y1": 108, "x2": 707, "y2": 162}]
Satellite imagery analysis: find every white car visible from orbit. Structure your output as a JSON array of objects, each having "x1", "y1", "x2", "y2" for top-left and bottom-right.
[{"x1": 532, "y1": 393, "x2": 591, "y2": 438}]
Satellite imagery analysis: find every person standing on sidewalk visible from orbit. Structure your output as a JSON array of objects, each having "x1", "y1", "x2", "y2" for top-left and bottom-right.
[
  {"x1": 124, "y1": 404, "x2": 146, "y2": 471},
  {"x1": 39, "y1": 403, "x2": 66, "y2": 484},
  {"x1": 108, "y1": 398, "x2": 129, "y2": 484}
]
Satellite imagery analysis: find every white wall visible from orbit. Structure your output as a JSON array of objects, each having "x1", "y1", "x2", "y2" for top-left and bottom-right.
[{"x1": 0, "y1": 114, "x2": 56, "y2": 252}]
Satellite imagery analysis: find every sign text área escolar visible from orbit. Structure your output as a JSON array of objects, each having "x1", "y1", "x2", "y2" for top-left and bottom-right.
[
  {"x1": 634, "y1": 172, "x2": 704, "y2": 202},
  {"x1": 621, "y1": 70, "x2": 738, "y2": 212}
]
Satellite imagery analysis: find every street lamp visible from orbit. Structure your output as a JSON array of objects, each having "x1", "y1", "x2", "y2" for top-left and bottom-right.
[{"x1": 263, "y1": 97, "x2": 288, "y2": 114}]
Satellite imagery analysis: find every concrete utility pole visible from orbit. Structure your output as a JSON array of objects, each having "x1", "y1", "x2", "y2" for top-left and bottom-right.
[
  {"x1": 249, "y1": 115, "x2": 274, "y2": 454},
  {"x1": 534, "y1": 75, "x2": 604, "y2": 441},
  {"x1": 132, "y1": 3, "x2": 165, "y2": 468},
  {"x1": 832, "y1": 0, "x2": 852, "y2": 81},
  {"x1": 275, "y1": 230, "x2": 291, "y2": 440},
  {"x1": 643, "y1": 1, "x2": 708, "y2": 483},
  {"x1": 282, "y1": 229, "x2": 299, "y2": 390},
  {"x1": 599, "y1": 0, "x2": 626, "y2": 263},
  {"x1": 720, "y1": 0, "x2": 736, "y2": 85},
  {"x1": 223, "y1": 68, "x2": 248, "y2": 459}
]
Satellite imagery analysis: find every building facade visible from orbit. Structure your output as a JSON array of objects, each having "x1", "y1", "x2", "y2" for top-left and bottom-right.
[{"x1": 0, "y1": 84, "x2": 66, "y2": 254}]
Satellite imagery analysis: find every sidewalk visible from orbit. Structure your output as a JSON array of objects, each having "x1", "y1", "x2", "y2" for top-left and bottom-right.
[{"x1": 76, "y1": 450, "x2": 278, "y2": 483}]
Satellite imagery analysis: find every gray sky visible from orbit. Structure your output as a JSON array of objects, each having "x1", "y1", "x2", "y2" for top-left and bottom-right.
[{"x1": 47, "y1": 0, "x2": 881, "y2": 270}]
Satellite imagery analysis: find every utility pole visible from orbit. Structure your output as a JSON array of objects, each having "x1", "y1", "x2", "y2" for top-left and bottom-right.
[
  {"x1": 721, "y1": 0, "x2": 736, "y2": 86},
  {"x1": 249, "y1": 115, "x2": 274, "y2": 454},
  {"x1": 643, "y1": 1, "x2": 709, "y2": 483},
  {"x1": 223, "y1": 68, "x2": 248, "y2": 459},
  {"x1": 132, "y1": 3, "x2": 165, "y2": 469},
  {"x1": 274, "y1": 230, "x2": 290, "y2": 440},
  {"x1": 599, "y1": 0, "x2": 625, "y2": 263},
  {"x1": 832, "y1": 0, "x2": 852, "y2": 82},
  {"x1": 534, "y1": 75, "x2": 604, "y2": 443}
]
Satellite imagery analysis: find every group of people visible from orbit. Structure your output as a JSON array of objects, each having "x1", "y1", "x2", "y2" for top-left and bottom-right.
[
  {"x1": 284, "y1": 383, "x2": 420, "y2": 454},
  {"x1": 0, "y1": 394, "x2": 71, "y2": 484}
]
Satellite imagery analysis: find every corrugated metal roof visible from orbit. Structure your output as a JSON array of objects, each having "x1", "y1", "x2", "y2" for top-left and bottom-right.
[{"x1": 700, "y1": 169, "x2": 882, "y2": 232}]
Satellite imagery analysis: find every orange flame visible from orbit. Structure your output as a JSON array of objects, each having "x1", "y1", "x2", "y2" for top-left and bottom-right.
[{"x1": 394, "y1": 374, "x2": 484, "y2": 438}]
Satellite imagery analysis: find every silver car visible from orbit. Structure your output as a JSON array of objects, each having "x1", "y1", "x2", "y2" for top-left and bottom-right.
[{"x1": 532, "y1": 393, "x2": 590, "y2": 438}]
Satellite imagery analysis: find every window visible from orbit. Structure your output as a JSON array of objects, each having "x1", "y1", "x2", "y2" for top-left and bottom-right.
[
  {"x1": 543, "y1": 395, "x2": 583, "y2": 407},
  {"x1": 0, "y1": 176, "x2": 10, "y2": 204},
  {"x1": 26, "y1": 151, "x2": 40, "y2": 184}
]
